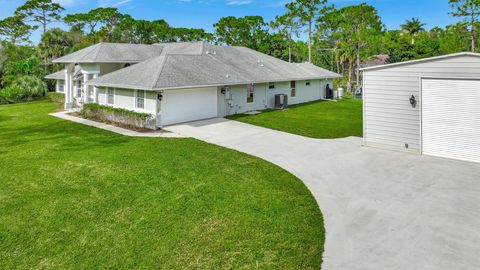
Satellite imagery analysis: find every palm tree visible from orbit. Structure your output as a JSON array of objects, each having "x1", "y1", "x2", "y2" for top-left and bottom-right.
[
  {"x1": 401, "y1": 18, "x2": 427, "y2": 45},
  {"x1": 38, "y1": 28, "x2": 74, "y2": 67}
]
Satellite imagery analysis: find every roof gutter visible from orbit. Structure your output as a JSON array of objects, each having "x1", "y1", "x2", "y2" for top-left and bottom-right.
[
  {"x1": 87, "y1": 75, "x2": 342, "y2": 91},
  {"x1": 360, "y1": 52, "x2": 480, "y2": 72}
]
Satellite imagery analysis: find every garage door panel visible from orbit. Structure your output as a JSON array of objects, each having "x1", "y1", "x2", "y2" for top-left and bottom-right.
[
  {"x1": 162, "y1": 87, "x2": 218, "y2": 126},
  {"x1": 422, "y1": 78, "x2": 480, "y2": 163}
]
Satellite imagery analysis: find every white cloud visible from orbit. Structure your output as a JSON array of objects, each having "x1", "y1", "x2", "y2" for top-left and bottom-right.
[
  {"x1": 226, "y1": 0, "x2": 252, "y2": 5},
  {"x1": 98, "y1": 0, "x2": 133, "y2": 7}
]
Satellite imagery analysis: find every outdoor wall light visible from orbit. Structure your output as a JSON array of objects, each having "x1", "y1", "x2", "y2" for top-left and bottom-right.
[
  {"x1": 221, "y1": 88, "x2": 226, "y2": 94},
  {"x1": 409, "y1": 95, "x2": 417, "y2": 108},
  {"x1": 157, "y1": 93, "x2": 163, "y2": 101}
]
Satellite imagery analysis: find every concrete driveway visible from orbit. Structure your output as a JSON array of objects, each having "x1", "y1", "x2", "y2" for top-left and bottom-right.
[{"x1": 165, "y1": 118, "x2": 480, "y2": 270}]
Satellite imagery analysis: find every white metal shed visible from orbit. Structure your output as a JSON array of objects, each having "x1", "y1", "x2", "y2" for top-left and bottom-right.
[{"x1": 361, "y1": 52, "x2": 480, "y2": 163}]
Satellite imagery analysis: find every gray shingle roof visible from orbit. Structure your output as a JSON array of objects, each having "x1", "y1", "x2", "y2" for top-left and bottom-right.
[
  {"x1": 45, "y1": 69, "x2": 65, "y2": 80},
  {"x1": 52, "y1": 43, "x2": 163, "y2": 63},
  {"x1": 85, "y1": 42, "x2": 341, "y2": 90},
  {"x1": 45, "y1": 66, "x2": 81, "y2": 80}
]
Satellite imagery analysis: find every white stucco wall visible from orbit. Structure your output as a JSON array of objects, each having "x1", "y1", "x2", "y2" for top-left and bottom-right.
[
  {"x1": 98, "y1": 87, "x2": 157, "y2": 115},
  {"x1": 225, "y1": 79, "x2": 332, "y2": 115}
]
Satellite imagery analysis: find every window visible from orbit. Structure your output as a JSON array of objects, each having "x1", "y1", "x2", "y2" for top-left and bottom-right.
[
  {"x1": 58, "y1": 83, "x2": 64, "y2": 92},
  {"x1": 247, "y1": 84, "x2": 255, "y2": 103},
  {"x1": 290, "y1": 81, "x2": 296, "y2": 97},
  {"x1": 268, "y1": 82, "x2": 275, "y2": 89},
  {"x1": 306, "y1": 81, "x2": 311, "y2": 86},
  {"x1": 76, "y1": 81, "x2": 82, "y2": 98},
  {"x1": 136, "y1": 90, "x2": 145, "y2": 109},
  {"x1": 107, "y1": 88, "x2": 114, "y2": 104}
]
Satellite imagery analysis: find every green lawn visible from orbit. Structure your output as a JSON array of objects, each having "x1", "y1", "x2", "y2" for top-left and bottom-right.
[
  {"x1": 0, "y1": 101, "x2": 324, "y2": 269},
  {"x1": 228, "y1": 98, "x2": 363, "y2": 139}
]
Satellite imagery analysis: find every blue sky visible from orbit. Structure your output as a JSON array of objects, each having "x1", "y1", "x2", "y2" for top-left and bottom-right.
[{"x1": 1, "y1": 0, "x2": 457, "y2": 43}]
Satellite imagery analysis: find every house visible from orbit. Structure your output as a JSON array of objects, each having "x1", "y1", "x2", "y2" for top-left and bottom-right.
[
  {"x1": 361, "y1": 52, "x2": 480, "y2": 163},
  {"x1": 360, "y1": 54, "x2": 390, "y2": 68},
  {"x1": 46, "y1": 41, "x2": 341, "y2": 127}
]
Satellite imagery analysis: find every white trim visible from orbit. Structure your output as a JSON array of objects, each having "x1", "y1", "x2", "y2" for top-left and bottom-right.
[
  {"x1": 419, "y1": 76, "x2": 423, "y2": 154},
  {"x1": 86, "y1": 77, "x2": 342, "y2": 91},
  {"x1": 360, "y1": 52, "x2": 480, "y2": 72},
  {"x1": 106, "y1": 87, "x2": 115, "y2": 105},
  {"x1": 362, "y1": 73, "x2": 366, "y2": 146},
  {"x1": 290, "y1": 80, "x2": 297, "y2": 98},
  {"x1": 134, "y1": 89, "x2": 146, "y2": 109}
]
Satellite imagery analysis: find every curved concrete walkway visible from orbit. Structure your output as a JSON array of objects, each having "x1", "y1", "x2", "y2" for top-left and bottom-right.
[{"x1": 166, "y1": 118, "x2": 480, "y2": 270}]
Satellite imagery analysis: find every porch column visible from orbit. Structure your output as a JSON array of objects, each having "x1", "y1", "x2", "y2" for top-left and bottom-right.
[
  {"x1": 93, "y1": 73, "x2": 99, "y2": 103},
  {"x1": 83, "y1": 73, "x2": 89, "y2": 104},
  {"x1": 64, "y1": 66, "x2": 74, "y2": 109}
]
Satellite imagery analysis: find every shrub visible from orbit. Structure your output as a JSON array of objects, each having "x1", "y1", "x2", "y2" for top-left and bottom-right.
[
  {"x1": 47, "y1": 92, "x2": 65, "y2": 103},
  {"x1": 0, "y1": 75, "x2": 47, "y2": 103},
  {"x1": 80, "y1": 103, "x2": 156, "y2": 130}
]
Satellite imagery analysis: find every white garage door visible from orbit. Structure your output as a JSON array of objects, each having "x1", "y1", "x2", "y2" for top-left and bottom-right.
[
  {"x1": 162, "y1": 87, "x2": 218, "y2": 126},
  {"x1": 422, "y1": 78, "x2": 480, "y2": 163}
]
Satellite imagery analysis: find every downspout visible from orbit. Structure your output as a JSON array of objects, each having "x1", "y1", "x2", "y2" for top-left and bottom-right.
[{"x1": 265, "y1": 83, "x2": 268, "y2": 109}]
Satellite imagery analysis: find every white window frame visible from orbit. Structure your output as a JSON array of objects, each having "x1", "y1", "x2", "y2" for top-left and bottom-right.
[
  {"x1": 76, "y1": 80, "x2": 82, "y2": 98},
  {"x1": 290, "y1": 81, "x2": 296, "y2": 98},
  {"x1": 135, "y1": 89, "x2": 146, "y2": 109},
  {"x1": 106, "y1": 87, "x2": 115, "y2": 105},
  {"x1": 247, "y1": 84, "x2": 255, "y2": 103},
  {"x1": 58, "y1": 82, "x2": 64, "y2": 92}
]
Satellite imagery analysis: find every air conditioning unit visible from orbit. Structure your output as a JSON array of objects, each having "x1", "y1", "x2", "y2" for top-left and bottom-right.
[{"x1": 274, "y1": 94, "x2": 288, "y2": 110}]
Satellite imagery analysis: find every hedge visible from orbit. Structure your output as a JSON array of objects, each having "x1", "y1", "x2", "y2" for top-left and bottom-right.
[
  {"x1": 47, "y1": 92, "x2": 65, "y2": 103},
  {"x1": 80, "y1": 103, "x2": 156, "y2": 130}
]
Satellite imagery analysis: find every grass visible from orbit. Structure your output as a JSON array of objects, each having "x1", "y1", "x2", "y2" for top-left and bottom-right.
[
  {"x1": 0, "y1": 100, "x2": 324, "y2": 269},
  {"x1": 228, "y1": 98, "x2": 363, "y2": 139}
]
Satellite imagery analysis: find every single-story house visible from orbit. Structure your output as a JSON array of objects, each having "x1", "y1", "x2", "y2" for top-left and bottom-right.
[
  {"x1": 361, "y1": 52, "x2": 480, "y2": 163},
  {"x1": 46, "y1": 41, "x2": 341, "y2": 127}
]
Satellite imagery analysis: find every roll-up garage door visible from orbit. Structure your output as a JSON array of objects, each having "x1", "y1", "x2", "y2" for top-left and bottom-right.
[
  {"x1": 421, "y1": 78, "x2": 480, "y2": 163},
  {"x1": 161, "y1": 87, "x2": 218, "y2": 126}
]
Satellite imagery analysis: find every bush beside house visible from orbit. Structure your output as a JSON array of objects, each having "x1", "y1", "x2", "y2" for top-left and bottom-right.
[
  {"x1": 0, "y1": 75, "x2": 47, "y2": 104},
  {"x1": 80, "y1": 103, "x2": 156, "y2": 130}
]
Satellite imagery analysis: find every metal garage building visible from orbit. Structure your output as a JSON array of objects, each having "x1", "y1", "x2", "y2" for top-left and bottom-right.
[{"x1": 361, "y1": 52, "x2": 480, "y2": 163}]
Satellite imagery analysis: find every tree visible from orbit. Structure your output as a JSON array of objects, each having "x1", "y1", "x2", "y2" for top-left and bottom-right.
[
  {"x1": 439, "y1": 23, "x2": 471, "y2": 53},
  {"x1": 401, "y1": 18, "x2": 426, "y2": 44},
  {"x1": 286, "y1": 0, "x2": 332, "y2": 63},
  {"x1": 38, "y1": 28, "x2": 74, "y2": 67},
  {"x1": 214, "y1": 16, "x2": 270, "y2": 52},
  {"x1": 271, "y1": 11, "x2": 301, "y2": 62},
  {"x1": 169, "y1": 28, "x2": 213, "y2": 42},
  {"x1": 64, "y1": 8, "x2": 104, "y2": 43},
  {"x1": 321, "y1": 4, "x2": 383, "y2": 89},
  {"x1": 97, "y1": 8, "x2": 124, "y2": 42},
  {"x1": 0, "y1": 16, "x2": 33, "y2": 44},
  {"x1": 15, "y1": 0, "x2": 64, "y2": 36},
  {"x1": 449, "y1": 0, "x2": 480, "y2": 52}
]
